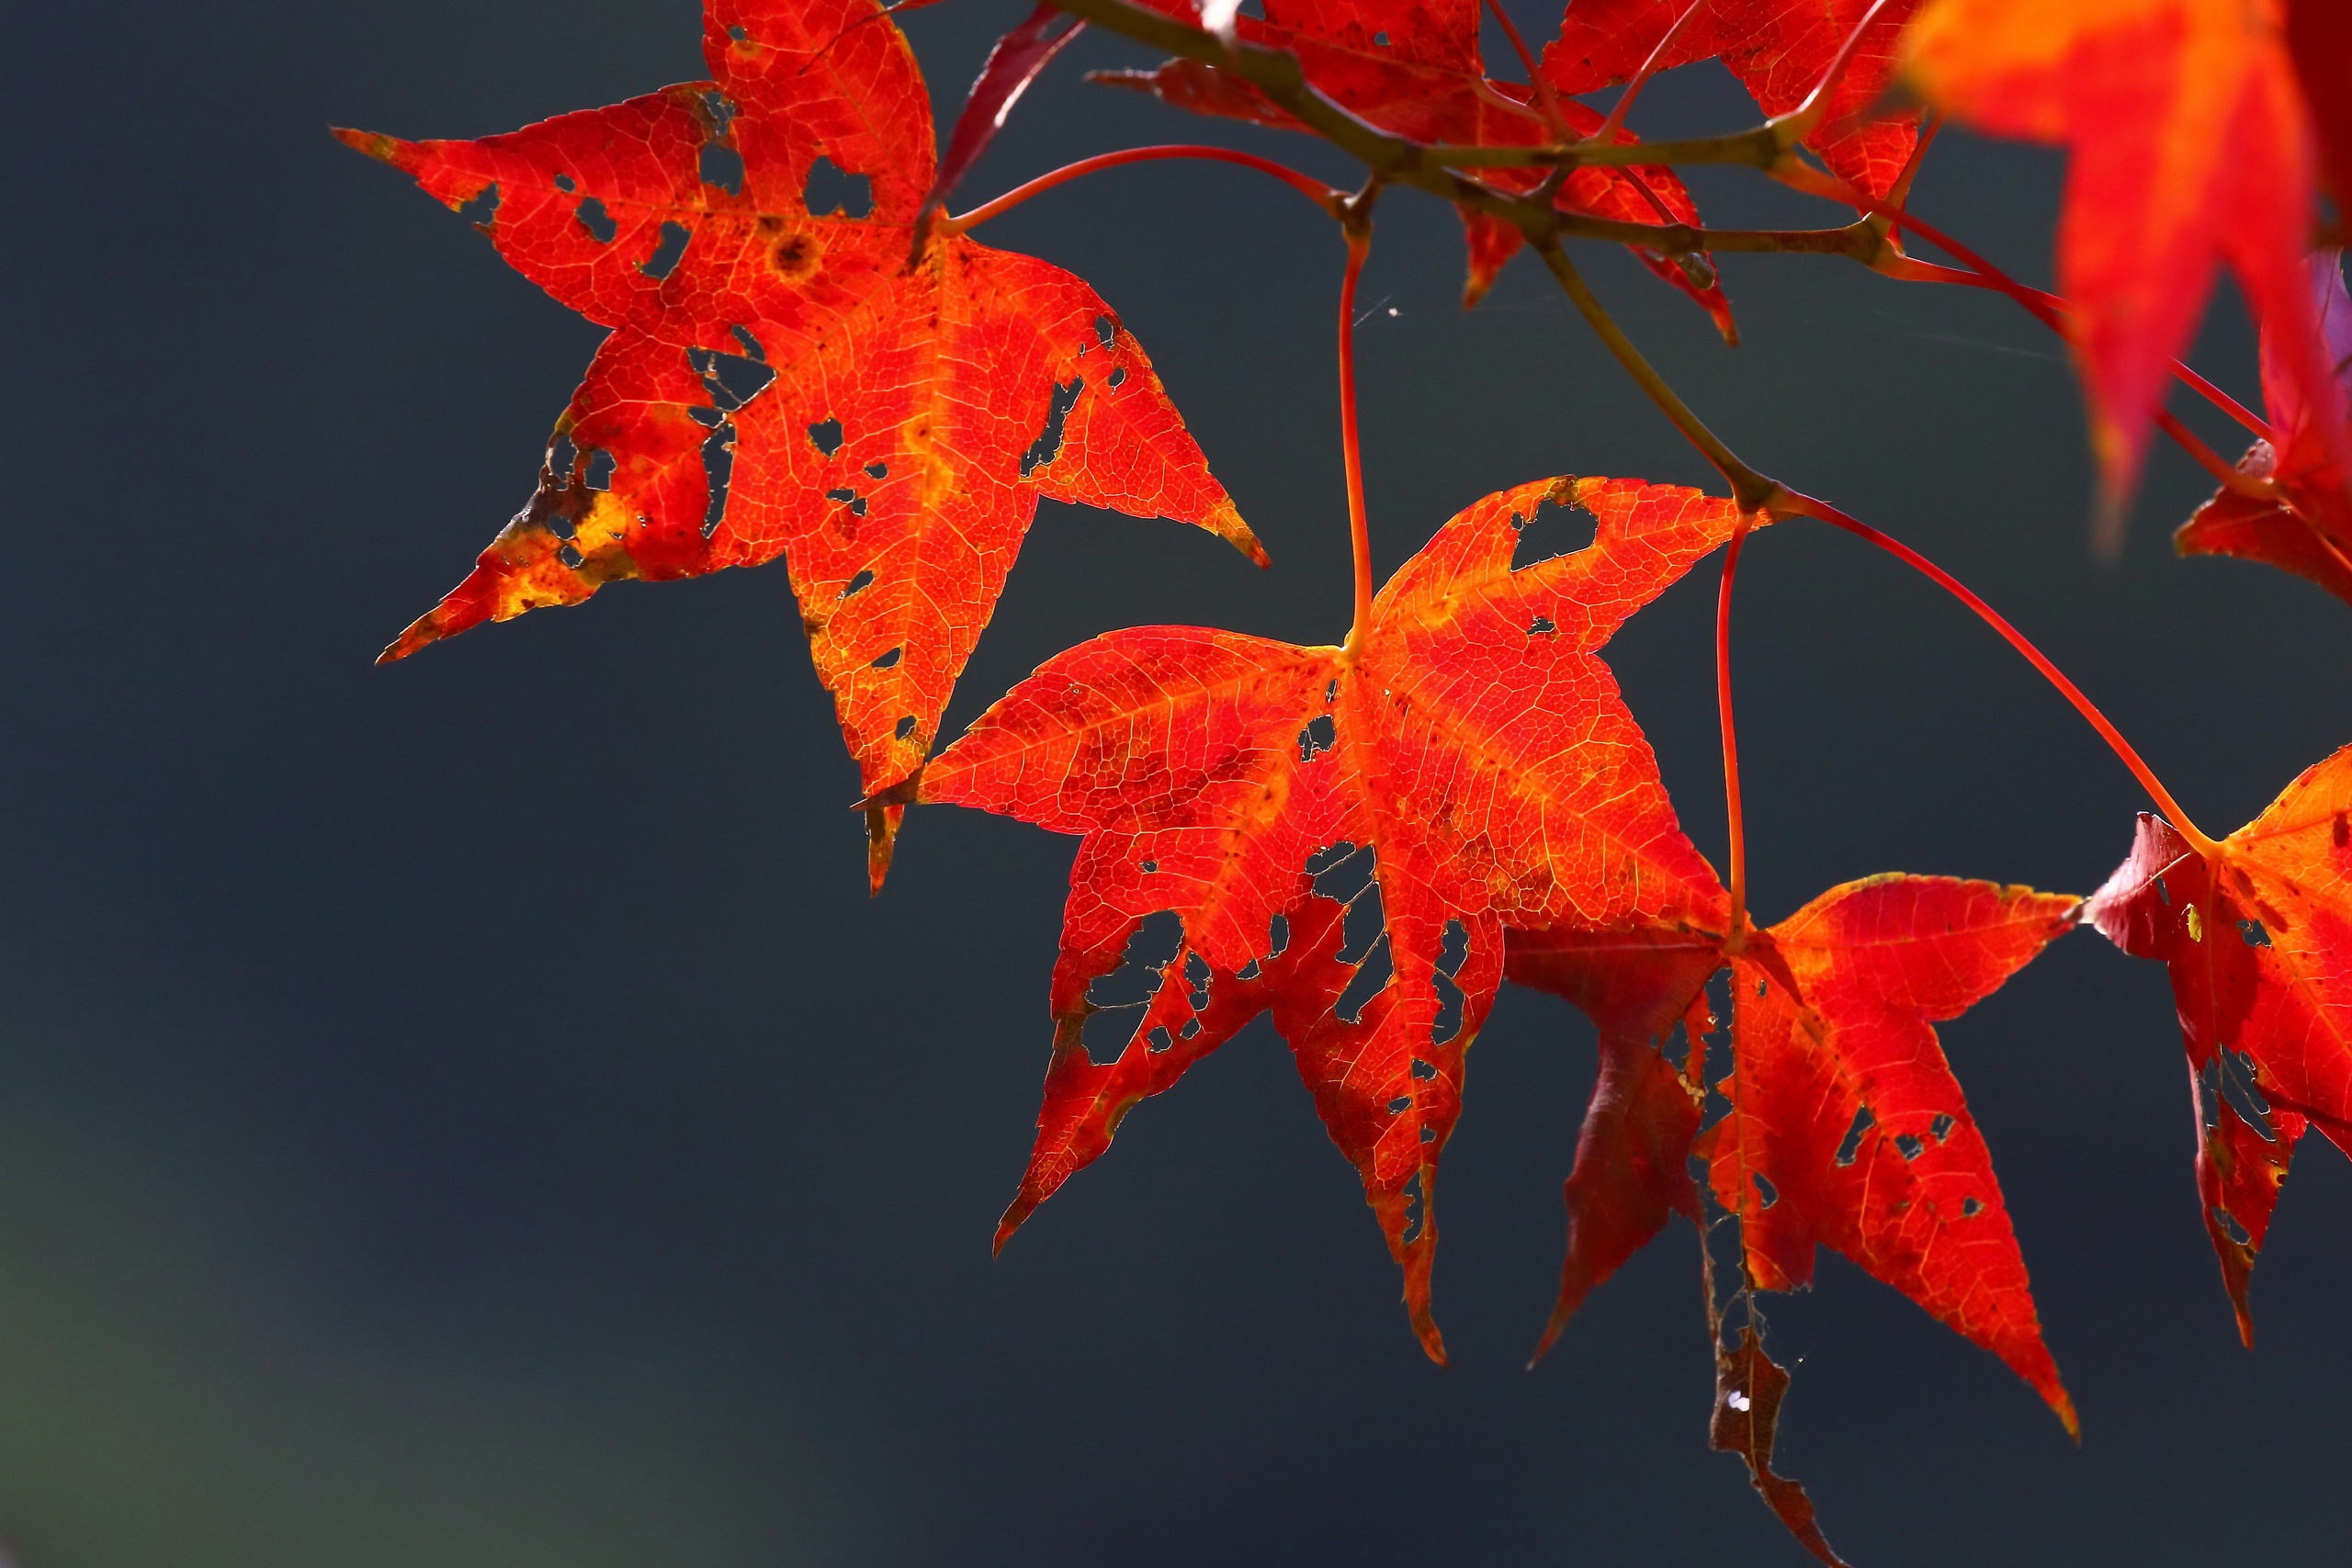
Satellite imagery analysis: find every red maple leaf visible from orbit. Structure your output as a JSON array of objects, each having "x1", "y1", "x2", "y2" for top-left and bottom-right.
[
  {"x1": 1541, "y1": 0, "x2": 1928, "y2": 203},
  {"x1": 888, "y1": 474, "x2": 1744, "y2": 1359},
  {"x1": 2086, "y1": 747, "x2": 2352, "y2": 1345},
  {"x1": 1904, "y1": 0, "x2": 2335, "y2": 509},
  {"x1": 2177, "y1": 252, "x2": 2352, "y2": 604},
  {"x1": 1510, "y1": 874, "x2": 2080, "y2": 1438},
  {"x1": 338, "y1": 0, "x2": 1261, "y2": 886},
  {"x1": 1097, "y1": 0, "x2": 1737, "y2": 324}
]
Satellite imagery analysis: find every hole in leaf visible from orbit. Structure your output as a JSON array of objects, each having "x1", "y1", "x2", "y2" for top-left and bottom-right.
[
  {"x1": 1835, "y1": 1106, "x2": 1873, "y2": 1167},
  {"x1": 1929, "y1": 1112, "x2": 1956, "y2": 1143},
  {"x1": 550, "y1": 432, "x2": 579, "y2": 485},
  {"x1": 1180, "y1": 1017, "x2": 1202, "y2": 1039},
  {"x1": 1430, "y1": 918, "x2": 1468, "y2": 1044},
  {"x1": 553, "y1": 173, "x2": 576, "y2": 193},
  {"x1": 692, "y1": 344, "x2": 776, "y2": 411},
  {"x1": 730, "y1": 323, "x2": 766, "y2": 361},
  {"x1": 1237, "y1": 958, "x2": 1262, "y2": 980},
  {"x1": 700, "y1": 141, "x2": 746, "y2": 194},
  {"x1": 1510, "y1": 495, "x2": 1596, "y2": 571},
  {"x1": 1336, "y1": 932, "x2": 1391, "y2": 1023},
  {"x1": 894, "y1": 716, "x2": 917, "y2": 741},
  {"x1": 1308, "y1": 841, "x2": 1373, "y2": 903},
  {"x1": 865, "y1": 460, "x2": 888, "y2": 479},
  {"x1": 1895, "y1": 1133, "x2": 1926, "y2": 1161},
  {"x1": 640, "y1": 220, "x2": 690, "y2": 278},
  {"x1": 842, "y1": 569, "x2": 876, "y2": 598},
  {"x1": 1409, "y1": 1056, "x2": 1436, "y2": 1080},
  {"x1": 1374, "y1": 29, "x2": 1391, "y2": 44},
  {"x1": 574, "y1": 197, "x2": 617, "y2": 243},
  {"x1": 699, "y1": 418, "x2": 737, "y2": 537},
  {"x1": 1387, "y1": 1095, "x2": 1411, "y2": 1113},
  {"x1": 456, "y1": 182, "x2": 501, "y2": 229},
  {"x1": 1022, "y1": 378, "x2": 1084, "y2": 476},
  {"x1": 1108, "y1": 366, "x2": 1127, "y2": 389},
  {"x1": 1148, "y1": 1026, "x2": 1173, "y2": 1054},
  {"x1": 582, "y1": 448, "x2": 616, "y2": 491},
  {"x1": 1080, "y1": 911, "x2": 1186, "y2": 1064},
  {"x1": 2212, "y1": 1204, "x2": 2252, "y2": 1246},
  {"x1": 558, "y1": 542, "x2": 584, "y2": 568},
  {"x1": 2240, "y1": 918, "x2": 2272, "y2": 947},
  {"x1": 1185, "y1": 952, "x2": 1211, "y2": 1010},
  {"x1": 701, "y1": 89, "x2": 738, "y2": 134},
  {"x1": 1094, "y1": 314, "x2": 1117, "y2": 347},
  {"x1": 804, "y1": 155, "x2": 873, "y2": 218},
  {"x1": 1400, "y1": 1172, "x2": 1427, "y2": 1244},
  {"x1": 808, "y1": 418, "x2": 845, "y2": 456},
  {"x1": 1266, "y1": 912, "x2": 1290, "y2": 958},
  {"x1": 1751, "y1": 1173, "x2": 1778, "y2": 1209},
  {"x1": 1297, "y1": 713, "x2": 1337, "y2": 761},
  {"x1": 1139, "y1": 858, "x2": 1159, "y2": 874},
  {"x1": 728, "y1": 23, "x2": 748, "y2": 40},
  {"x1": 1527, "y1": 614, "x2": 1557, "y2": 637},
  {"x1": 1962, "y1": 1196, "x2": 1986, "y2": 1219},
  {"x1": 871, "y1": 646, "x2": 902, "y2": 669}
]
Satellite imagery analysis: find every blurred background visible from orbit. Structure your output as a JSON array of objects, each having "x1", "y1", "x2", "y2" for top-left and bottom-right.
[{"x1": 2, "y1": 1, "x2": 2346, "y2": 1562}]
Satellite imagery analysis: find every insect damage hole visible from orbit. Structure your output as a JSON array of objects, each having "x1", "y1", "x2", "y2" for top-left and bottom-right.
[
  {"x1": 573, "y1": 196, "x2": 617, "y2": 243},
  {"x1": 1296, "y1": 713, "x2": 1337, "y2": 761},
  {"x1": 1510, "y1": 495, "x2": 1597, "y2": 571},
  {"x1": 808, "y1": 418, "x2": 845, "y2": 457},
  {"x1": 1834, "y1": 1106, "x2": 1874, "y2": 1167},
  {"x1": 870, "y1": 646, "x2": 902, "y2": 669},
  {"x1": 1331, "y1": 871, "x2": 1392, "y2": 1026},
  {"x1": 700, "y1": 141, "x2": 746, "y2": 194},
  {"x1": 842, "y1": 569, "x2": 876, "y2": 598},
  {"x1": 696, "y1": 416, "x2": 738, "y2": 537},
  {"x1": 640, "y1": 220, "x2": 690, "y2": 279},
  {"x1": 804, "y1": 155, "x2": 872, "y2": 219},
  {"x1": 1080, "y1": 911, "x2": 1186, "y2": 1065},
  {"x1": 894, "y1": 716, "x2": 917, "y2": 741},
  {"x1": 1430, "y1": 919, "x2": 1469, "y2": 1044},
  {"x1": 455, "y1": 182, "x2": 501, "y2": 231},
  {"x1": 2240, "y1": 918, "x2": 2272, "y2": 946},
  {"x1": 1399, "y1": 1171, "x2": 1428, "y2": 1245},
  {"x1": 582, "y1": 448, "x2": 616, "y2": 491},
  {"x1": 1022, "y1": 378, "x2": 1084, "y2": 476}
]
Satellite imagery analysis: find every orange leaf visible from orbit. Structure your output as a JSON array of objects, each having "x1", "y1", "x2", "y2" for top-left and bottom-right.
[
  {"x1": 2086, "y1": 745, "x2": 2352, "y2": 1345},
  {"x1": 1905, "y1": 0, "x2": 2329, "y2": 506},
  {"x1": 1543, "y1": 0, "x2": 1929, "y2": 202},
  {"x1": 339, "y1": 0, "x2": 1260, "y2": 886},
  {"x1": 904, "y1": 475, "x2": 1743, "y2": 1359},
  {"x1": 2177, "y1": 253, "x2": 2352, "y2": 605},
  {"x1": 1514, "y1": 876, "x2": 2078, "y2": 1429},
  {"x1": 1098, "y1": 0, "x2": 1738, "y2": 327}
]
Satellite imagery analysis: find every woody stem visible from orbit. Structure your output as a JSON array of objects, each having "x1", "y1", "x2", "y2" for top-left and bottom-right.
[
  {"x1": 945, "y1": 144, "x2": 1345, "y2": 230},
  {"x1": 1781, "y1": 492, "x2": 2226, "y2": 856},
  {"x1": 1538, "y1": 244, "x2": 1783, "y2": 513},
  {"x1": 1717, "y1": 518, "x2": 1754, "y2": 942},
  {"x1": 1339, "y1": 222, "x2": 1377, "y2": 658}
]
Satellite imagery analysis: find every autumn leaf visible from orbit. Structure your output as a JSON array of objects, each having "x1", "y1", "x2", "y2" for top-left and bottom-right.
[
  {"x1": 889, "y1": 475, "x2": 1745, "y2": 1359},
  {"x1": 2086, "y1": 746, "x2": 2352, "y2": 1345},
  {"x1": 1541, "y1": 0, "x2": 1929, "y2": 202},
  {"x1": 1712, "y1": 1327, "x2": 1849, "y2": 1568},
  {"x1": 1095, "y1": 0, "x2": 1737, "y2": 323},
  {"x1": 1510, "y1": 875, "x2": 2080, "y2": 1434},
  {"x1": 338, "y1": 0, "x2": 1261, "y2": 887},
  {"x1": 1904, "y1": 0, "x2": 2334, "y2": 511},
  {"x1": 2177, "y1": 252, "x2": 2352, "y2": 605}
]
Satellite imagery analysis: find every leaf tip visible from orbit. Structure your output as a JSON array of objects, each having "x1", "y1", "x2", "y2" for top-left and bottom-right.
[{"x1": 331, "y1": 126, "x2": 407, "y2": 167}]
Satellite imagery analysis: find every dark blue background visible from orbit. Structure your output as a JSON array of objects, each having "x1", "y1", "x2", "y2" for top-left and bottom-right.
[{"x1": 2, "y1": 1, "x2": 2346, "y2": 1562}]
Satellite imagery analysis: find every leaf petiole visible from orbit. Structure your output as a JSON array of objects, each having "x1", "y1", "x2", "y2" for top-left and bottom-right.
[
  {"x1": 1337, "y1": 209, "x2": 1377, "y2": 660},
  {"x1": 1781, "y1": 492, "x2": 2226, "y2": 857},
  {"x1": 1717, "y1": 516, "x2": 1755, "y2": 948}
]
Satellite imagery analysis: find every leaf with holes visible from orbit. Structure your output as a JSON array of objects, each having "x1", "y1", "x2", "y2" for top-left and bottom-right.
[
  {"x1": 1098, "y1": 0, "x2": 1736, "y2": 324},
  {"x1": 338, "y1": 0, "x2": 1261, "y2": 888},
  {"x1": 1541, "y1": 0, "x2": 1929, "y2": 203},
  {"x1": 2177, "y1": 253, "x2": 2352, "y2": 605},
  {"x1": 2086, "y1": 746, "x2": 2352, "y2": 1345},
  {"x1": 886, "y1": 475, "x2": 1743, "y2": 1359},
  {"x1": 1905, "y1": 0, "x2": 2336, "y2": 506},
  {"x1": 1510, "y1": 874, "x2": 2080, "y2": 1438}
]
